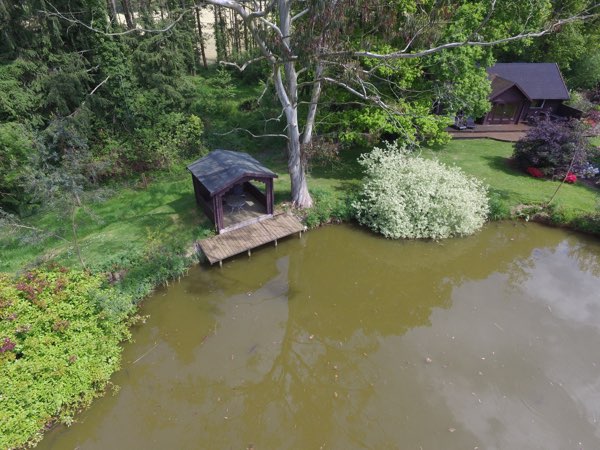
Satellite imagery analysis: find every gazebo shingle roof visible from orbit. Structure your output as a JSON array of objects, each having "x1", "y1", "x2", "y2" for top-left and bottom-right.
[{"x1": 187, "y1": 149, "x2": 277, "y2": 196}]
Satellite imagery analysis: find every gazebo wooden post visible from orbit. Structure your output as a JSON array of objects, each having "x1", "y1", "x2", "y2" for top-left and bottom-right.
[
  {"x1": 265, "y1": 178, "x2": 274, "y2": 215},
  {"x1": 213, "y1": 195, "x2": 224, "y2": 232}
]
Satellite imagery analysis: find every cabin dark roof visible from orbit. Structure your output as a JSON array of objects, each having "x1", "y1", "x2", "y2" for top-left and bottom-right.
[
  {"x1": 487, "y1": 63, "x2": 570, "y2": 100},
  {"x1": 187, "y1": 149, "x2": 277, "y2": 196}
]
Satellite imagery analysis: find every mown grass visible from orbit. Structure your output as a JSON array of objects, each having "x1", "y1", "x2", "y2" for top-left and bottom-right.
[{"x1": 424, "y1": 139, "x2": 600, "y2": 220}]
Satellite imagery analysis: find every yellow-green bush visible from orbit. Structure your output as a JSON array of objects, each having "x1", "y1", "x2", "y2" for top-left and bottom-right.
[{"x1": 0, "y1": 267, "x2": 131, "y2": 449}]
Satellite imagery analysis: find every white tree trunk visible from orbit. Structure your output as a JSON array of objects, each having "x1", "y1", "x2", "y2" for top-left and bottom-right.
[
  {"x1": 278, "y1": 0, "x2": 313, "y2": 208},
  {"x1": 273, "y1": 61, "x2": 313, "y2": 208},
  {"x1": 287, "y1": 115, "x2": 312, "y2": 208},
  {"x1": 302, "y1": 62, "x2": 324, "y2": 146}
]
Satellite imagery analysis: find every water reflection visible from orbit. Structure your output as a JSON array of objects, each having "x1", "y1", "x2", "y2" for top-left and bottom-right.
[{"x1": 38, "y1": 223, "x2": 600, "y2": 450}]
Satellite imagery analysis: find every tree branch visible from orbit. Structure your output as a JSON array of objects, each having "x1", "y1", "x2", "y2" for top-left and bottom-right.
[
  {"x1": 291, "y1": 8, "x2": 309, "y2": 22},
  {"x1": 340, "y1": 13, "x2": 600, "y2": 60},
  {"x1": 0, "y1": 210, "x2": 70, "y2": 243},
  {"x1": 219, "y1": 56, "x2": 267, "y2": 71},
  {"x1": 89, "y1": 75, "x2": 110, "y2": 96},
  {"x1": 214, "y1": 128, "x2": 288, "y2": 140},
  {"x1": 68, "y1": 75, "x2": 110, "y2": 117}
]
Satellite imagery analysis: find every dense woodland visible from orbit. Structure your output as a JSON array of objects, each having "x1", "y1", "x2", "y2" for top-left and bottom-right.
[{"x1": 1, "y1": 0, "x2": 599, "y2": 214}]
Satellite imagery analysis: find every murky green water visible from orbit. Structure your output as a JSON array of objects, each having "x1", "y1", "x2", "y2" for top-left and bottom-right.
[{"x1": 38, "y1": 223, "x2": 600, "y2": 450}]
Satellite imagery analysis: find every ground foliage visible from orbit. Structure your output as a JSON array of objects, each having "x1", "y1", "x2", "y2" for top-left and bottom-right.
[
  {"x1": 0, "y1": 266, "x2": 132, "y2": 449},
  {"x1": 354, "y1": 142, "x2": 489, "y2": 239}
]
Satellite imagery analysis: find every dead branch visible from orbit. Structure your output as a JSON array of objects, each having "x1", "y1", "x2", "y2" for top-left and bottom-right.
[
  {"x1": 0, "y1": 210, "x2": 70, "y2": 243},
  {"x1": 68, "y1": 75, "x2": 110, "y2": 117},
  {"x1": 219, "y1": 56, "x2": 267, "y2": 71},
  {"x1": 214, "y1": 128, "x2": 289, "y2": 139}
]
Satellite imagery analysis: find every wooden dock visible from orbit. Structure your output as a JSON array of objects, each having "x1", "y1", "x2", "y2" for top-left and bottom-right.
[{"x1": 197, "y1": 213, "x2": 305, "y2": 265}]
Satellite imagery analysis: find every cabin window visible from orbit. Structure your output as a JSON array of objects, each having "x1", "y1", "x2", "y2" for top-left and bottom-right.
[{"x1": 530, "y1": 99, "x2": 545, "y2": 108}]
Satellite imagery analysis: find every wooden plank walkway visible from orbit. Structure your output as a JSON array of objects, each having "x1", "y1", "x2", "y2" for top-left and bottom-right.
[{"x1": 198, "y1": 213, "x2": 305, "y2": 265}]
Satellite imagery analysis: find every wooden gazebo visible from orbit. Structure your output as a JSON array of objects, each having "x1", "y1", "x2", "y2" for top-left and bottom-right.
[{"x1": 187, "y1": 150, "x2": 278, "y2": 233}]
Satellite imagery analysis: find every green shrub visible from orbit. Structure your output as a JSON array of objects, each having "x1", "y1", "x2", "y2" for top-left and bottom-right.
[
  {"x1": 0, "y1": 122, "x2": 35, "y2": 211},
  {"x1": 570, "y1": 208, "x2": 600, "y2": 234},
  {"x1": 569, "y1": 51, "x2": 600, "y2": 90},
  {"x1": 304, "y1": 188, "x2": 354, "y2": 228},
  {"x1": 353, "y1": 142, "x2": 489, "y2": 239},
  {"x1": 134, "y1": 113, "x2": 205, "y2": 169},
  {"x1": 0, "y1": 268, "x2": 131, "y2": 449},
  {"x1": 566, "y1": 91, "x2": 595, "y2": 113},
  {"x1": 487, "y1": 192, "x2": 511, "y2": 221},
  {"x1": 93, "y1": 243, "x2": 192, "y2": 303}
]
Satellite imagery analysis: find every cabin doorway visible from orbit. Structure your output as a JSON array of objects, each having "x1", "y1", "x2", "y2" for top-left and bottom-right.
[{"x1": 488, "y1": 102, "x2": 520, "y2": 124}]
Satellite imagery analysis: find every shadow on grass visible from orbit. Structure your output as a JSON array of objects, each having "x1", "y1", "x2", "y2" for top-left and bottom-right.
[
  {"x1": 481, "y1": 155, "x2": 529, "y2": 178},
  {"x1": 307, "y1": 146, "x2": 365, "y2": 181},
  {"x1": 166, "y1": 195, "x2": 198, "y2": 217},
  {"x1": 488, "y1": 186, "x2": 516, "y2": 200},
  {"x1": 333, "y1": 180, "x2": 361, "y2": 196},
  {"x1": 274, "y1": 188, "x2": 292, "y2": 205}
]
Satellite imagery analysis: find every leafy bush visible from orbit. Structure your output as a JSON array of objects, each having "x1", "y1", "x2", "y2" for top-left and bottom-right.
[
  {"x1": 487, "y1": 192, "x2": 511, "y2": 221},
  {"x1": 571, "y1": 211, "x2": 600, "y2": 235},
  {"x1": 353, "y1": 142, "x2": 489, "y2": 239},
  {"x1": 513, "y1": 118, "x2": 596, "y2": 177},
  {"x1": 134, "y1": 112, "x2": 205, "y2": 169},
  {"x1": 566, "y1": 91, "x2": 595, "y2": 113},
  {"x1": 0, "y1": 267, "x2": 131, "y2": 449},
  {"x1": 322, "y1": 101, "x2": 451, "y2": 148},
  {"x1": 569, "y1": 50, "x2": 600, "y2": 90},
  {"x1": 0, "y1": 122, "x2": 34, "y2": 211},
  {"x1": 93, "y1": 243, "x2": 192, "y2": 303},
  {"x1": 304, "y1": 188, "x2": 355, "y2": 228}
]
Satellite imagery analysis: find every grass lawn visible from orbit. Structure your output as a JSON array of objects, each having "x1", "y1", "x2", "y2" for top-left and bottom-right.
[
  {"x1": 0, "y1": 169, "x2": 212, "y2": 273},
  {"x1": 424, "y1": 139, "x2": 600, "y2": 218}
]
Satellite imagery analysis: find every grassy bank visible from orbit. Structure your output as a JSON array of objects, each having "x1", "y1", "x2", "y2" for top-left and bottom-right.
[{"x1": 0, "y1": 143, "x2": 366, "y2": 274}]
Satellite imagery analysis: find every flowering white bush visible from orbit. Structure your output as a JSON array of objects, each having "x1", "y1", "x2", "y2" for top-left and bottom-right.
[{"x1": 353, "y1": 142, "x2": 489, "y2": 239}]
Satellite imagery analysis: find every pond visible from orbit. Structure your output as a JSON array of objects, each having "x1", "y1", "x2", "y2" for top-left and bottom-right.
[{"x1": 39, "y1": 223, "x2": 600, "y2": 449}]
